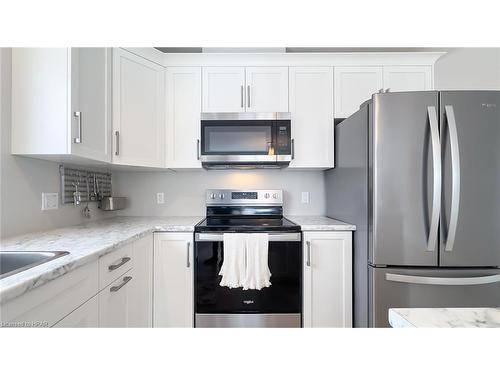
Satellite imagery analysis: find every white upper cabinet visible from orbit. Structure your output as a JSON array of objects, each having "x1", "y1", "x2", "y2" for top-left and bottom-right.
[
  {"x1": 334, "y1": 65, "x2": 433, "y2": 118},
  {"x1": 202, "y1": 67, "x2": 246, "y2": 112},
  {"x1": 166, "y1": 67, "x2": 202, "y2": 169},
  {"x1": 11, "y1": 48, "x2": 112, "y2": 162},
  {"x1": 334, "y1": 66, "x2": 383, "y2": 118},
  {"x1": 202, "y1": 66, "x2": 288, "y2": 112},
  {"x1": 112, "y1": 48, "x2": 165, "y2": 168},
  {"x1": 245, "y1": 67, "x2": 288, "y2": 112},
  {"x1": 383, "y1": 65, "x2": 432, "y2": 92},
  {"x1": 289, "y1": 67, "x2": 335, "y2": 169}
]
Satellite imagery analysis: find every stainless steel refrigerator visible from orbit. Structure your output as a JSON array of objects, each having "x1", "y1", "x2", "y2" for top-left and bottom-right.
[{"x1": 326, "y1": 91, "x2": 500, "y2": 327}]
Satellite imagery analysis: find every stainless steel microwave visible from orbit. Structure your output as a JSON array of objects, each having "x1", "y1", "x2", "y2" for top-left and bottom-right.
[{"x1": 199, "y1": 112, "x2": 292, "y2": 169}]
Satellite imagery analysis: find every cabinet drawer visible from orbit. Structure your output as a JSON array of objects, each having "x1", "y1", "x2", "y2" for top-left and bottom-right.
[
  {"x1": 99, "y1": 268, "x2": 135, "y2": 327},
  {"x1": 0, "y1": 261, "x2": 98, "y2": 327},
  {"x1": 99, "y1": 243, "x2": 134, "y2": 290}
]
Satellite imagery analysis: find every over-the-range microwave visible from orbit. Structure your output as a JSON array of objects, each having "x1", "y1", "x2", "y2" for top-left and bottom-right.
[{"x1": 199, "y1": 112, "x2": 292, "y2": 169}]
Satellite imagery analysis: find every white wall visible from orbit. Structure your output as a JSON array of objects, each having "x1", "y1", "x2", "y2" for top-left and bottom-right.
[
  {"x1": 435, "y1": 48, "x2": 500, "y2": 90},
  {"x1": 0, "y1": 48, "x2": 115, "y2": 239},
  {"x1": 113, "y1": 169, "x2": 326, "y2": 217}
]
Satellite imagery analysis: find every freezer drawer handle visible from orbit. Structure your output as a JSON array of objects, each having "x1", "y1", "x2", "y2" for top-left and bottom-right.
[
  {"x1": 444, "y1": 105, "x2": 461, "y2": 252},
  {"x1": 386, "y1": 273, "x2": 500, "y2": 286},
  {"x1": 427, "y1": 106, "x2": 441, "y2": 252}
]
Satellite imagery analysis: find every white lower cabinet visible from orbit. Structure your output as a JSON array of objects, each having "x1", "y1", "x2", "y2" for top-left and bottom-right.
[
  {"x1": 99, "y1": 269, "x2": 135, "y2": 327},
  {"x1": 303, "y1": 231, "x2": 353, "y2": 328},
  {"x1": 153, "y1": 233, "x2": 194, "y2": 327},
  {"x1": 53, "y1": 295, "x2": 98, "y2": 328}
]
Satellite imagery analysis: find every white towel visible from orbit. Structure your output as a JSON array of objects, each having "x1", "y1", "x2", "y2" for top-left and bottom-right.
[
  {"x1": 219, "y1": 233, "x2": 246, "y2": 288},
  {"x1": 243, "y1": 233, "x2": 271, "y2": 290}
]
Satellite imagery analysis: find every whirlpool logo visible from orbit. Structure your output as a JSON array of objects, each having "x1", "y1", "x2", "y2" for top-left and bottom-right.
[{"x1": 243, "y1": 300, "x2": 254, "y2": 305}]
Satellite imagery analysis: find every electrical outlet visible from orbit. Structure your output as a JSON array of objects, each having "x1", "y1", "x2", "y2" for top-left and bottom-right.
[
  {"x1": 301, "y1": 192, "x2": 310, "y2": 204},
  {"x1": 156, "y1": 192, "x2": 165, "y2": 204},
  {"x1": 42, "y1": 193, "x2": 59, "y2": 210}
]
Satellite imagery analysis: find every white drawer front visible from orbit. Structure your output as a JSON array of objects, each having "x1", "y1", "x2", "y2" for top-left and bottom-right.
[{"x1": 98, "y1": 243, "x2": 134, "y2": 290}]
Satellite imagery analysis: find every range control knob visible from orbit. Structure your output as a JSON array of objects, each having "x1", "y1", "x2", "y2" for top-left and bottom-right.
[
  {"x1": 264, "y1": 193, "x2": 270, "y2": 199},
  {"x1": 218, "y1": 193, "x2": 225, "y2": 199},
  {"x1": 272, "y1": 193, "x2": 279, "y2": 199},
  {"x1": 210, "y1": 193, "x2": 216, "y2": 199}
]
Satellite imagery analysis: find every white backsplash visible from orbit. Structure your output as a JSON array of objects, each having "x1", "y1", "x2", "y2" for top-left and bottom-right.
[{"x1": 113, "y1": 169, "x2": 326, "y2": 217}]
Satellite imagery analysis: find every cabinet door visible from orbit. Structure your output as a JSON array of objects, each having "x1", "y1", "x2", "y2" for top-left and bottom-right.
[
  {"x1": 129, "y1": 234, "x2": 153, "y2": 327},
  {"x1": 71, "y1": 48, "x2": 112, "y2": 162},
  {"x1": 289, "y1": 67, "x2": 335, "y2": 168},
  {"x1": 334, "y1": 66, "x2": 383, "y2": 118},
  {"x1": 112, "y1": 48, "x2": 165, "y2": 167},
  {"x1": 202, "y1": 67, "x2": 245, "y2": 112},
  {"x1": 245, "y1": 67, "x2": 288, "y2": 112},
  {"x1": 166, "y1": 67, "x2": 202, "y2": 169},
  {"x1": 383, "y1": 66, "x2": 432, "y2": 92},
  {"x1": 303, "y1": 231, "x2": 352, "y2": 328},
  {"x1": 153, "y1": 233, "x2": 194, "y2": 327},
  {"x1": 99, "y1": 269, "x2": 135, "y2": 327},
  {"x1": 53, "y1": 295, "x2": 98, "y2": 328}
]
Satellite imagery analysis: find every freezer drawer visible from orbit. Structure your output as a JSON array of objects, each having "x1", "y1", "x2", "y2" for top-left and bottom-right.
[{"x1": 369, "y1": 266, "x2": 500, "y2": 327}]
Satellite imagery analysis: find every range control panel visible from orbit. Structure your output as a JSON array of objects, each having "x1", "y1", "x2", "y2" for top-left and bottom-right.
[{"x1": 205, "y1": 189, "x2": 283, "y2": 206}]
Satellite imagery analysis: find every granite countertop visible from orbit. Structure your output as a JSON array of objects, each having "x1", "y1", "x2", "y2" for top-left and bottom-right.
[
  {"x1": 287, "y1": 216, "x2": 356, "y2": 231},
  {"x1": 389, "y1": 307, "x2": 500, "y2": 328},
  {"x1": 0, "y1": 216, "x2": 203, "y2": 304}
]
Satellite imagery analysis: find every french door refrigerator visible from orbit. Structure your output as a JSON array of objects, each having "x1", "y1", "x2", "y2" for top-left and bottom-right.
[{"x1": 326, "y1": 91, "x2": 500, "y2": 327}]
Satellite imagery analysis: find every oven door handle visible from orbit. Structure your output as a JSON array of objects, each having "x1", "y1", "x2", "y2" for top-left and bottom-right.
[{"x1": 195, "y1": 232, "x2": 302, "y2": 242}]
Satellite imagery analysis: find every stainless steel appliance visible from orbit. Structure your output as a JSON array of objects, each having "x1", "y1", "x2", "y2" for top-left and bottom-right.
[
  {"x1": 326, "y1": 90, "x2": 500, "y2": 327},
  {"x1": 200, "y1": 112, "x2": 292, "y2": 168},
  {"x1": 194, "y1": 189, "x2": 302, "y2": 327}
]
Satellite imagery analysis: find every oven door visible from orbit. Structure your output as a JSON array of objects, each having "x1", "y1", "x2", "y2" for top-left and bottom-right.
[
  {"x1": 200, "y1": 113, "x2": 291, "y2": 164},
  {"x1": 194, "y1": 232, "x2": 302, "y2": 326}
]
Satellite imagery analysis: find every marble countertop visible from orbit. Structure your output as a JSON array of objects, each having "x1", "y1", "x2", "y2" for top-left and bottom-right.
[
  {"x1": 0, "y1": 216, "x2": 203, "y2": 304},
  {"x1": 0, "y1": 214, "x2": 354, "y2": 304},
  {"x1": 389, "y1": 308, "x2": 500, "y2": 328},
  {"x1": 287, "y1": 216, "x2": 356, "y2": 231}
]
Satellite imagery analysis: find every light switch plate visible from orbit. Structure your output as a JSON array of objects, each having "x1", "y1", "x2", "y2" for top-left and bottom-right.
[
  {"x1": 156, "y1": 192, "x2": 165, "y2": 204},
  {"x1": 42, "y1": 193, "x2": 59, "y2": 210},
  {"x1": 301, "y1": 192, "x2": 310, "y2": 204}
]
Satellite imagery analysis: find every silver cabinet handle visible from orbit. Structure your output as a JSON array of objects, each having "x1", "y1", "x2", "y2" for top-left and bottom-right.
[
  {"x1": 197, "y1": 139, "x2": 200, "y2": 160},
  {"x1": 108, "y1": 256, "x2": 131, "y2": 271},
  {"x1": 186, "y1": 242, "x2": 191, "y2": 268},
  {"x1": 386, "y1": 273, "x2": 500, "y2": 286},
  {"x1": 247, "y1": 85, "x2": 251, "y2": 107},
  {"x1": 110, "y1": 276, "x2": 132, "y2": 292},
  {"x1": 115, "y1": 131, "x2": 120, "y2": 156},
  {"x1": 306, "y1": 241, "x2": 311, "y2": 267},
  {"x1": 240, "y1": 85, "x2": 244, "y2": 108},
  {"x1": 73, "y1": 111, "x2": 82, "y2": 144},
  {"x1": 444, "y1": 105, "x2": 461, "y2": 252},
  {"x1": 427, "y1": 106, "x2": 441, "y2": 252},
  {"x1": 291, "y1": 139, "x2": 295, "y2": 160}
]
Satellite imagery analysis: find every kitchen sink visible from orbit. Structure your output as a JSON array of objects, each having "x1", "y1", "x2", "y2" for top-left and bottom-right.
[{"x1": 0, "y1": 251, "x2": 69, "y2": 280}]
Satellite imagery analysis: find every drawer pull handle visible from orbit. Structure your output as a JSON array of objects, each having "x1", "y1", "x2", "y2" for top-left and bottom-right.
[
  {"x1": 306, "y1": 241, "x2": 311, "y2": 267},
  {"x1": 110, "y1": 276, "x2": 132, "y2": 292},
  {"x1": 108, "y1": 256, "x2": 131, "y2": 271}
]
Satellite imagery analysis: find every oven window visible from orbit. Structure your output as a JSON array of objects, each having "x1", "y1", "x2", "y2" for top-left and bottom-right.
[
  {"x1": 202, "y1": 121, "x2": 274, "y2": 155},
  {"x1": 195, "y1": 240, "x2": 302, "y2": 314}
]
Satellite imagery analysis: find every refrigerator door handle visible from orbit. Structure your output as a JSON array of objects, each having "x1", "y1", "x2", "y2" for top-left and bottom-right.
[
  {"x1": 444, "y1": 105, "x2": 461, "y2": 252},
  {"x1": 386, "y1": 272, "x2": 500, "y2": 286},
  {"x1": 427, "y1": 106, "x2": 441, "y2": 251}
]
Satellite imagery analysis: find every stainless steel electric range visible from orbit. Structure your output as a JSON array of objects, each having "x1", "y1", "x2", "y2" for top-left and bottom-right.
[{"x1": 194, "y1": 189, "x2": 302, "y2": 328}]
